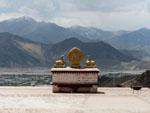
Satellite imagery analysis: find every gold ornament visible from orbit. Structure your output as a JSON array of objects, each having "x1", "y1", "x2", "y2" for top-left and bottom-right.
[{"x1": 67, "y1": 47, "x2": 83, "y2": 68}]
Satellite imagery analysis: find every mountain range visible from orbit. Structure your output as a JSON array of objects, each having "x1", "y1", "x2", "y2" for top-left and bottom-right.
[
  {"x1": 0, "y1": 17, "x2": 150, "y2": 69},
  {"x1": 71, "y1": 26, "x2": 150, "y2": 55},
  {"x1": 0, "y1": 17, "x2": 87, "y2": 44},
  {"x1": 0, "y1": 32, "x2": 136, "y2": 69},
  {"x1": 0, "y1": 17, "x2": 150, "y2": 55}
]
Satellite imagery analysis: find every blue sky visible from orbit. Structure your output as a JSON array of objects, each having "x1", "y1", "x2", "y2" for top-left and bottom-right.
[{"x1": 0, "y1": 0, "x2": 150, "y2": 31}]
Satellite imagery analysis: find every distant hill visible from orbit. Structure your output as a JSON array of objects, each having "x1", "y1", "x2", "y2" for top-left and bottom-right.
[
  {"x1": 0, "y1": 32, "x2": 45, "y2": 67},
  {"x1": 0, "y1": 17, "x2": 87, "y2": 43},
  {"x1": 0, "y1": 33, "x2": 136, "y2": 69},
  {"x1": 69, "y1": 26, "x2": 115, "y2": 42},
  {"x1": 120, "y1": 49, "x2": 150, "y2": 60},
  {"x1": 111, "y1": 28, "x2": 150, "y2": 54},
  {"x1": 45, "y1": 37, "x2": 135, "y2": 69},
  {"x1": 70, "y1": 26, "x2": 150, "y2": 55}
]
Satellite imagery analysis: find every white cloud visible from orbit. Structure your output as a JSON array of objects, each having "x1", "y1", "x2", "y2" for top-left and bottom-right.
[
  {"x1": 58, "y1": 0, "x2": 148, "y2": 12},
  {"x1": 0, "y1": 0, "x2": 9, "y2": 8},
  {"x1": 0, "y1": 13, "x2": 23, "y2": 21},
  {"x1": 53, "y1": 17, "x2": 81, "y2": 27},
  {"x1": 52, "y1": 10, "x2": 150, "y2": 31},
  {"x1": 0, "y1": 0, "x2": 58, "y2": 22},
  {"x1": 0, "y1": 0, "x2": 150, "y2": 30}
]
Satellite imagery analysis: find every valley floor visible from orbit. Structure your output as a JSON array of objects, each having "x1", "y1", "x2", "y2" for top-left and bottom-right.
[{"x1": 0, "y1": 86, "x2": 149, "y2": 113}]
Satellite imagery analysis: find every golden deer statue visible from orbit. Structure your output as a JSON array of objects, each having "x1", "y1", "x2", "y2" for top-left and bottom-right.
[
  {"x1": 85, "y1": 55, "x2": 96, "y2": 68},
  {"x1": 54, "y1": 55, "x2": 65, "y2": 68}
]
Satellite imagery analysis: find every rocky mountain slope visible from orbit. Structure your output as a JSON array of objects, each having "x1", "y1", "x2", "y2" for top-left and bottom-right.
[
  {"x1": 0, "y1": 33, "x2": 135, "y2": 69},
  {"x1": 0, "y1": 17, "x2": 150, "y2": 56},
  {"x1": 0, "y1": 32, "x2": 45, "y2": 67}
]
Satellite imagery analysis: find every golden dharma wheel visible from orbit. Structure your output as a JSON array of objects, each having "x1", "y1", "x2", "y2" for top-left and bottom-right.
[{"x1": 67, "y1": 47, "x2": 83, "y2": 68}]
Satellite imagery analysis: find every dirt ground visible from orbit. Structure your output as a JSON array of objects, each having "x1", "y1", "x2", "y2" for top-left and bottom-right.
[{"x1": 0, "y1": 86, "x2": 149, "y2": 113}]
